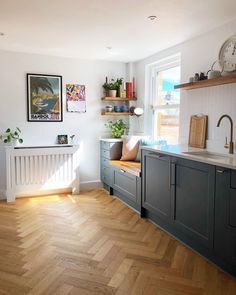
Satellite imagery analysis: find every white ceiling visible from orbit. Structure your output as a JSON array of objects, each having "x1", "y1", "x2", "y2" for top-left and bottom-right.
[{"x1": 0, "y1": 0, "x2": 236, "y2": 62}]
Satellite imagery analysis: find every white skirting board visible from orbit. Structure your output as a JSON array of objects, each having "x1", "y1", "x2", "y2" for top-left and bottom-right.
[
  {"x1": 0, "y1": 182, "x2": 103, "y2": 200},
  {"x1": 0, "y1": 180, "x2": 103, "y2": 200},
  {"x1": 80, "y1": 180, "x2": 103, "y2": 191}
]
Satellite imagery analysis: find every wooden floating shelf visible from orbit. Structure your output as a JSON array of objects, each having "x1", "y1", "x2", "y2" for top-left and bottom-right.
[
  {"x1": 175, "y1": 74, "x2": 236, "y2": 90},
  {"x1": 101, "y1": 111, "x2": 131, "y2": 116},
  {"x1": 101, "y1": 97, "x2": 137, "y2": 101}
]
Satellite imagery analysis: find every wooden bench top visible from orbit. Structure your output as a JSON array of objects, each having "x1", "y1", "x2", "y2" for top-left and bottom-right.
[{"x1": 109, "y1": 160, "x2": 141, "y2": 177}]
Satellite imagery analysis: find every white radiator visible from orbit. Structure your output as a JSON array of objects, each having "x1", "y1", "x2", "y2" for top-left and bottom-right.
[{"x1": 3, "y1": 145, "x2": 80, "y2": 202}]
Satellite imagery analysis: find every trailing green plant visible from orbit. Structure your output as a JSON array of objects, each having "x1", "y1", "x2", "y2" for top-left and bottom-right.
[
  {"x1": 105, "y1": 119, "x2": 127, "y2": 138},
  {"x1": 0, "y1": 127, "x2": 23, "y2": 144},
  {"x1": 102, "y1": 78, "x2": 123, "y2": 91}
]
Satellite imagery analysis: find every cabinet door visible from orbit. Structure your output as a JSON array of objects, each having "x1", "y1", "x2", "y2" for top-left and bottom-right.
[
  {"x1": 101, "y1": 164, "x2": 112, "y2": 186},
  {"x1": 142, "y1": 151, "x2": 172, "y2": 221},
  {"x1": 113, "y1": 169, "x2": 137, "y2": 202},
  {"x1": 214, "y1": 167, "x2": 236, "y2": 267},
  {"x1": 172, "y1": 158, "x2": 215, "y2": 249}
]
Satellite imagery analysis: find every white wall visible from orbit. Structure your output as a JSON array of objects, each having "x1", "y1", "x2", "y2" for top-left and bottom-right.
[
  {"x1": 133, "y1": 19, "x2": 236, "y2": 152},
  {"x1": 0, "y1": 50, "x2": 126, "y2": 186}
]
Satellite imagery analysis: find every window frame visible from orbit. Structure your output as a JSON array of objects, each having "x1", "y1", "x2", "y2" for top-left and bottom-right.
[{"x1": 145, "y1": 54, "x2": 181, "y2": 140}]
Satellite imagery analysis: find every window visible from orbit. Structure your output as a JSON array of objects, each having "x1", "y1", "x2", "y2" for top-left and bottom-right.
[{"x1": 152, "y1": 64, "x2": 181, "y2": 144}]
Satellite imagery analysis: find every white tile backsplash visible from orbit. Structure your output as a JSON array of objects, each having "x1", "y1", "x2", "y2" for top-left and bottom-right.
[{"x1": 179, "y1": 83, "x2": 236, "y2": 152}]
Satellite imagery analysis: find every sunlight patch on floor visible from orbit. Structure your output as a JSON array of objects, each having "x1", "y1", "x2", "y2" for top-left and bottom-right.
[{"x1": 29, "y1": 195, "x2": 62, "y2": 203}]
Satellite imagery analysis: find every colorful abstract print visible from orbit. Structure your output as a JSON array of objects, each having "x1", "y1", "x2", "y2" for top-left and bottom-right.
[{"x1": 66, "y1": 84, "x2": 86, "y2": 113}]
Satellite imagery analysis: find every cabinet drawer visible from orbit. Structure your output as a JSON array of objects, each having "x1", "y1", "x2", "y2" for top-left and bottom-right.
[
  {"x1": 101, "y1": 141, "x2": 111, "y2": 150},
  {"x1": 101, "y1": 157, "x2": 110, "y2": 167},
  {"x1": 101, "y1": 165, "x2": 110, "y2": 177},
  {"x1": 101, "y1": 148, "x2": 122, "y2": 160},
  {"x1": 101, "y1": 149, "x2": 110, "y2": 159},
  {"x1": 100, "y1": 142, "x2": 122, "y2": 160},
  {"x1": 101, "y1": 174, "x2": 111, "y2": 186},
  {"x1": 113, "y1": 169, "x2": 137, "y2": 202}
]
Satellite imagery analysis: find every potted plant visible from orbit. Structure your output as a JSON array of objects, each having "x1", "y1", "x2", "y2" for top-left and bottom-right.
[
  {"x1": 105, "y1": 119, "x2": 127, "y2": 138},
  {"x1": 0, "y1": 127, "x2": 23, "y2": 146},
  {"x1": 103, "y1": 78, "x2": 123, "y2": 97}
]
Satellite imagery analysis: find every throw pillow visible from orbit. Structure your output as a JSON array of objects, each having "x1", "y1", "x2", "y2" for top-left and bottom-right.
[{"x1": 120, "y1": 135, "x2": 141, "y2": 161}]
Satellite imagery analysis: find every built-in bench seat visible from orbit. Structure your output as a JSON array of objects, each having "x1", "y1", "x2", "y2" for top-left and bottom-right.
[
  {"x1": 100, "y1": 137, "x2": 167, "y2": 213},
  {"x1": 100, "y1": 139, "x2": 141, "y2": 212},
  {"x1": 109, "y1": 160, "x2": 141, "y2": 177}
]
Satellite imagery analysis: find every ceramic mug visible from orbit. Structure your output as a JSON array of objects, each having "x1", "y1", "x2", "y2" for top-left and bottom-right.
[
  {"x1": 120, "y1": 105, "x2": 129, "y2": 112},
  {"x1": 105, "y1": 105, "x2": 113, "y2": 112},
  {"x1": 114, "y1": 106, "x2": 121, "y2": 112}
]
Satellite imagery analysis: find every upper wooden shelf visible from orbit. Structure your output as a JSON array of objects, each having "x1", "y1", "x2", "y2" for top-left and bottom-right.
[
  {"x1": 175, "y1": 74, "x2": 236, "y2": 90},
  {"x1": 101, "y1": 96, "x2": 137, "y2": 101},
  {"x1": 101, "y1": 111, "x2": 131, "y2": 116}
]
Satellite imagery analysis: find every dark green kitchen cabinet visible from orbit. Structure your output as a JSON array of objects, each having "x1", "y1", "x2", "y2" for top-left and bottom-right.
[
  {"x1": 142, "y1": 151, "x2": 172, "y2": 221},
  {"x1": 172, "y1": 157, "x2": 215, "y2": 249},
  {"x1": 141, "y1": 147, "x2": 236, "y2": 276},
  {"x1": 142, "y1": 150, "x2": 215, "y2": 249},
  {"x1": 214, "y1": 167, "x2": 236, "y2": 270}
]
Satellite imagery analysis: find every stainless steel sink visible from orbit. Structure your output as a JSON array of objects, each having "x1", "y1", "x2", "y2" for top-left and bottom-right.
[{"x1": 183, "y1": 151, "x2": 229, "y2": 160}]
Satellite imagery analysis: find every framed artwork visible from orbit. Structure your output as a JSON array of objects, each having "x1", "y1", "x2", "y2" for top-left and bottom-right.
[
  {"x1": 66, "y1": 84, "x2": 86, "y2": 113},
  {"x1": 27, "y1": 73, "x2": 63, "y2": 122},
  {"x1": 57, "y1": 135, "x2": 68, "y2": 144}
]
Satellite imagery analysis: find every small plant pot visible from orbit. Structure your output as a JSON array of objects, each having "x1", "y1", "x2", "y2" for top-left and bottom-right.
[{"x1": 108, "y1": 90, "x2": 117, "y2": 98}]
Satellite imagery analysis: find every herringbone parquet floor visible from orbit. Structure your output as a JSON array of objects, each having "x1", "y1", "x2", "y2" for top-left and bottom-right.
[{"x1": 0, "y1": 189, "x2": 236, "y2": 295}]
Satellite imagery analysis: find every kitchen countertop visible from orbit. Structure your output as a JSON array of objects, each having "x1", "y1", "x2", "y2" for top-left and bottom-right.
[
  {"x1": 100, "y1": 138, "x2": 123, "y2": 142},
  {"x1": 142, "y1": 144, "x2": 236, "y2": 170}
]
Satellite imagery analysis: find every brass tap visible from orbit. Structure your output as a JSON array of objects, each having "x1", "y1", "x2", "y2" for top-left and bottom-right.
[{"x1": 216, "y1": 114, "x2": 234, "y2": 154}]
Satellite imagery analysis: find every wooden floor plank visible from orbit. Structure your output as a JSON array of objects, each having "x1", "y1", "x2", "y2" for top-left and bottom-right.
[{"x1": 0, "y1": 189, "x2": 235, "y2": 295}]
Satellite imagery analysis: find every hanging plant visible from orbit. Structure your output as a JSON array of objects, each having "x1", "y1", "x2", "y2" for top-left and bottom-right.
[{"x1": 0, "y1": 127, "x2": 23, "y2": 144}]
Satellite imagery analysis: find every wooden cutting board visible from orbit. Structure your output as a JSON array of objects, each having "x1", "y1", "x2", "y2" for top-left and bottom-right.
[{"x1": 189, "y1": 115, "x2": 208, "y2": 148}]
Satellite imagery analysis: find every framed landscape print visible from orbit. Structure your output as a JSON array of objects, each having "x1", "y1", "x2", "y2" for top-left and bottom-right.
[{"x1": 27, "y1": 73, "x2": 63, "y2": 122}]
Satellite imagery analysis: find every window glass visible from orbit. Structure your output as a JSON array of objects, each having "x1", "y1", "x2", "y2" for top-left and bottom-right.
[{"x1": 155, "y1": 66, "x2": 180, "y2": 144}]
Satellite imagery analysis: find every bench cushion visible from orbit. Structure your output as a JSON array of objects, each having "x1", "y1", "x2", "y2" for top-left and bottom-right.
[{"x1": 109, "y1": 160, "x2": 141, "y2": 177}]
